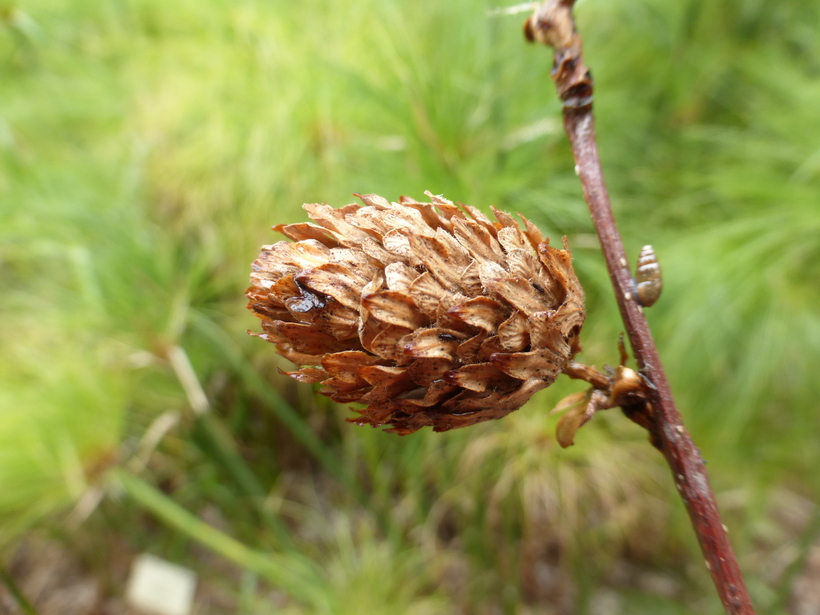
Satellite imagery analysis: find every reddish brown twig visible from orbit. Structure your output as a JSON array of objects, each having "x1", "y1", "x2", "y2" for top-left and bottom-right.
[{"x1": 525, "y1": 2, "x2": 756, "y2": 613}]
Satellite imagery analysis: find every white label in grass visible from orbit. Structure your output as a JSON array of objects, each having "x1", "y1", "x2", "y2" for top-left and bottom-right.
[{"x1": 126, "y1": 553, "x2": 197, "y2": 615}]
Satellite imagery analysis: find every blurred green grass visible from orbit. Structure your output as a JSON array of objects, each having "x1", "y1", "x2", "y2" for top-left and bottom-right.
[{"x1": 1, "y1": 0, "x2": 819, "y2": 613}]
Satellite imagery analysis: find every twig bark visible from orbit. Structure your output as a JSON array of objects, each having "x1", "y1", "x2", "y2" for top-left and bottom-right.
[{"x1": 525, "y1": 2, "x2": 756, "y2": 613}]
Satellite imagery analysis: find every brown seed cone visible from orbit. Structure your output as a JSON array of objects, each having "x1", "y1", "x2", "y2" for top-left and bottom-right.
[{"x1": 246, "y1": 192, "x2": 585, "y2": 435}]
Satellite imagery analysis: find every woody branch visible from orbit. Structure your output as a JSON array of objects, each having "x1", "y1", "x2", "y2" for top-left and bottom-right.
[{"x1": 524, "y1": 1, "x2": 755, "y2": 613}]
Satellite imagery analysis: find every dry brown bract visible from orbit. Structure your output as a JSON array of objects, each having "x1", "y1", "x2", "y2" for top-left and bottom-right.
[{"x1": 246, "y1": 192, "x2": 585, "y2": 434}]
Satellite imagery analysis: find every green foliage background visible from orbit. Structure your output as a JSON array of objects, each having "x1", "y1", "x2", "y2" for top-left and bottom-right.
[{"x1": 1, "y1": 0, "x2": 819, "y2": 613}]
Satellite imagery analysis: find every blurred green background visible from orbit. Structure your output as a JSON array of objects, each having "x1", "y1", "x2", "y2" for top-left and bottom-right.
[{"x1": 1, "y1": 0, "x2": 819, "y2": 613}]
